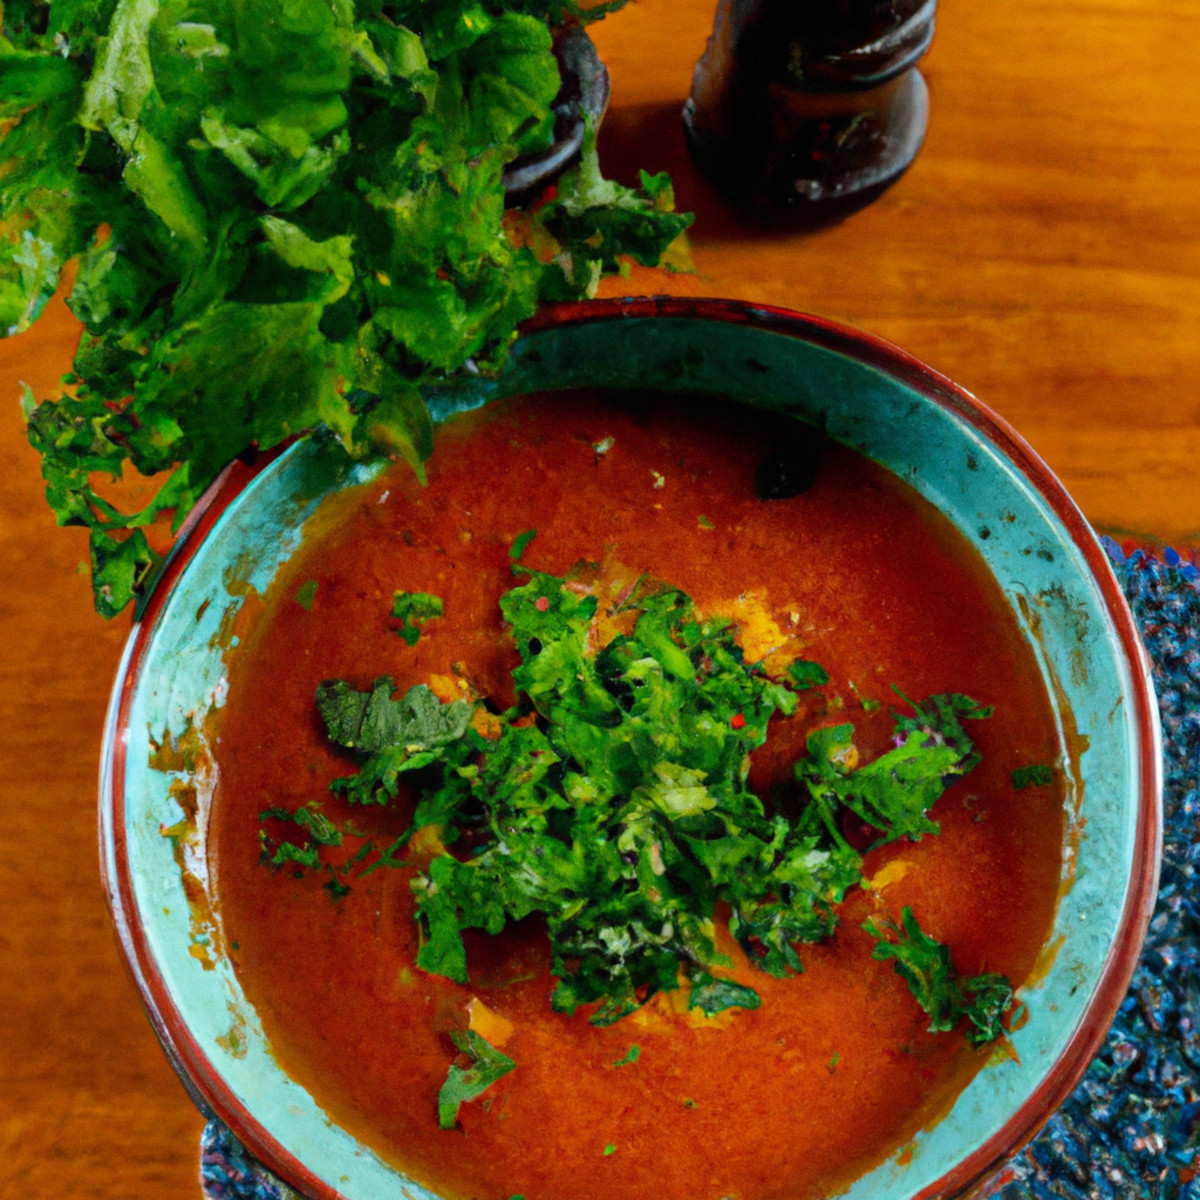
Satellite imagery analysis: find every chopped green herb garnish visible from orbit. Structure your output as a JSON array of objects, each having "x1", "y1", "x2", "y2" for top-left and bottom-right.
[
  {"x1": 259, "y1": 804, "x2": 345, "y2": 868},
  {"x1": 688, "y1": 973, "x2": 763, "y2": 1016},
  {"x1": 269, "y1": 565, "x2": 999, "y2": 1028},
  {"x1": 316, "y1": 677, "x2": 466, "y2": 755},
  {"x1": 788, "y1": 660, "x2": 830, "y2": 690},
  {"x1": 265, "y1": 840, "x2": 321, "y2": 870},
  {"x1": 612, "y1": 1045, "x2": 641, "y2": 1067},
  {"x1": 294, "y1": 579, "x2": 319, "y2": 611},
  {"x1": 391, "y1": 591, "x2": 444, "y2": 646},
  {"x1": 323, "y1": 864, "x2": 352, "y2": 900},
  {"x1": 509, "y1": 529, "x2": 538, "y2": 561},
  {"x1": 603, "y1": 1144, "x2": 617, "y2": 1156},
  {"x1": 437, "y1": 1029, "x2": 515, "y2": 1130},
  {"x1": 1011, "y1": 763, "x2": 1055, "y2": 789},
  {"x1": 864, "y1": 906, "x2": 1015, "y2": 1046}
]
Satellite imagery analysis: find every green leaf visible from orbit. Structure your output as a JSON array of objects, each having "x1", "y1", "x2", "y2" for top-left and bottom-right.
[
  {"x1": 687, "y1": 973, "x2": 762, "y2": 1016},
  {"x1": 316, "y1": 677, "x2": 473, "y2": 756},
  {"x1": 260, "y1": 803, "x2": 345, "y2": 847},
  {"x1": 391, "y1": 591, "x2": 444, "y2": 645},
  {"x1": 416, "y1": 872, "x2": 470, "y2": 983},
  {"x1": 536, "y1": 123, "x2": 693, "y2": 283},
  {"x1": 508, "y1": 528, "x2": 537, "y2": 560},
  {"x1": 795, "y1": 694, "x2": 992, "y2": 851},
  {"x1": 295, "y1": 579, "x2": 318, "y2": 610},
  {"x1": 788, "y1": 659, "x2": 830, "y2": 690},
  {"x1": 437, "y1": 1029, "x2": 516, "y2": 1130},
  {"x1": 1011, "y1": 763, "x2": 1054, "y2": 789},
  {"x1": 461, "y1": 14, "x2": 559, "y2": 156},
  {"x1": 864, "y1": 906, "x2": 1014, "y2": 1046},
  {"x1": 90, "y1": 527, "x2": 161, "y2": 620}
]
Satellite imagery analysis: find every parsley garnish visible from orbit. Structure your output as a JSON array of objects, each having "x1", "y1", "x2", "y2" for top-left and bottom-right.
[
  {"x1": 1011, "y1": 763, "x2": 1055, "y2": 789},
  {"x1": 391, "y1": 591, "x2": 444, "y2": 646},
  {"x1": 787, "y1": 660, "x2": 830, "y2": 690},
  {"x1": 295, "y1": 579, "x2": 319, "y2": 611},
  {"x1": 864, "y1": 906, "x2": 1016, "y2": 1046},
  {"x1": 268, "y1": 564, "x2": 1003, "y2": 1032},
  {"x1": 437, "y1": 1029, "x2": 515, "y2": 1130}
]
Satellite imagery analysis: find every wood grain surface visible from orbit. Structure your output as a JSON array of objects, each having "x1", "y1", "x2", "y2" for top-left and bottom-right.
[{"x1": 1, "y1": 1, "x2": 1196, "y2": 1196}]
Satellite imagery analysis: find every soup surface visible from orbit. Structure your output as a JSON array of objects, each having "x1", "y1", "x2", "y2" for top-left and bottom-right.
[{"x1": 209, "y1": 390, "x2": 1065, "y2": 1200}]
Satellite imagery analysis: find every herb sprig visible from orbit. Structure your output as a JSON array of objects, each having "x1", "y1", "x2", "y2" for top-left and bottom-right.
[
  {"x1": 1, "y1": 0, "x2": 690, "y2": 616},
  {"x1": 865, "y1": 906, "x2": 1017, "y2": 1046}
]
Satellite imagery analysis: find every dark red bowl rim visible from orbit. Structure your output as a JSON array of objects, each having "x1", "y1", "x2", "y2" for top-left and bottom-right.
[{"x1": 102, "y1": 295, "x2": 1163, "y2": 1200}]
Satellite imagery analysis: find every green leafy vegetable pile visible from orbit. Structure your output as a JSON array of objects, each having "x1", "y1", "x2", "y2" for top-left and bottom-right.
[
  {"x1": 262, "y1": 552, "x2": 1016, "y2": 1044},
  {"x1": 0, "y1": 0, "x2": 690, "y2": 616}
]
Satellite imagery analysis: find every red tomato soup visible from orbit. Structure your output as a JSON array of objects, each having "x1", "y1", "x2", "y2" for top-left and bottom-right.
[{"x1": 209, "y1": 390, "x2": 1065, "y2": 1200}]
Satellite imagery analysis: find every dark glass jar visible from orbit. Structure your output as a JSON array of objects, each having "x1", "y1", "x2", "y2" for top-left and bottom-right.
[{"x1": 683, "y1": 0, "x2": 936, "y2": 213}]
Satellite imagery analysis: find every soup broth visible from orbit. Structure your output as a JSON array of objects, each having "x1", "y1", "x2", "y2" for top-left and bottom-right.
[{"x1": 209, "y1": 390, "x2": 1065, "y2": 1200}]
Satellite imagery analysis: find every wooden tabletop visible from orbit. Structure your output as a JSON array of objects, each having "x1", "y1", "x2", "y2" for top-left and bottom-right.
[{"x1": 1, "y1": 1, "x2": 1197, "y2": 1195}]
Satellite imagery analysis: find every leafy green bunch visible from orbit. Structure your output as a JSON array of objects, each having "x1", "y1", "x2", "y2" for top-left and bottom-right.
[
  {"x1": 0, "y1": 0, "x2": 690, "y2": 615},
  {"x1": 263, "y1": 558, "x2": 1011, "y2": 1034}
]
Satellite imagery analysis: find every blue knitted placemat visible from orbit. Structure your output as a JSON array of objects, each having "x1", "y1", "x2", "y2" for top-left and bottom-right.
[{"x1": 199, "y1": 539, "x2": 1200, "y2": 1200}]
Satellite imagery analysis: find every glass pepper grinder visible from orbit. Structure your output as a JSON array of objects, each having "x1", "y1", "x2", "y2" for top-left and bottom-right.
[{"x1": 683, "y1": 0, "x2": 936, "y2": 215}]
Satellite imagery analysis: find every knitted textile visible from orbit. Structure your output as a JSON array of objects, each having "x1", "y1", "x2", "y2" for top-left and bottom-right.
[{"x1": 199, "y1": 540, "x2": 1200, "y2": 1199}]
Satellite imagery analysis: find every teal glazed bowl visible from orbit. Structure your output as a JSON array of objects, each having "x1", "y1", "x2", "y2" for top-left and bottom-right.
[{"x1": 100, "y1": 297, "x2": 1162, "y2": 1200}]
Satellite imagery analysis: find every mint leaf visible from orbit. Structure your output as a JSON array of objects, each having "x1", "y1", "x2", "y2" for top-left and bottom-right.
[
  {"x1": 316, "y1": 678, "x2": 474, "y2": 804},
  {"x1": 437, "y1": 1029, "x2": 516, "y2": 1130}
]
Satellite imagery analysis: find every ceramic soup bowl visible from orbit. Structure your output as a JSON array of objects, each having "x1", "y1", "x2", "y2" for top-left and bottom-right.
[{"x1": 100, "y1": 297, "x2": 1161, "y2": 1200}]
